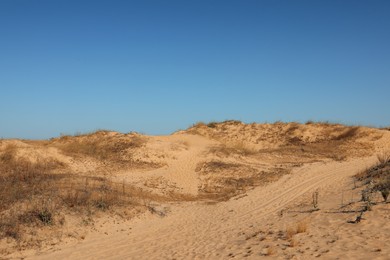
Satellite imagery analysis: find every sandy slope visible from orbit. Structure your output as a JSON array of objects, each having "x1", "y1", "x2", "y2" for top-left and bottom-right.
[
  {"x1": 113, "y1": 134, "x2": 217, "y2": 195},
  {"x1": 2, "y1": 122, "x2": 389, "y2": 259},
  {"x1": 29, "y1": 156, "x2": 385, "y2": 259}
]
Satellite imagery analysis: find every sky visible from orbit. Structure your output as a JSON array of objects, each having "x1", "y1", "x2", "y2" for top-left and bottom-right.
[{"x1": 0, "y1": 0, "x2": 389, "y2": 139}]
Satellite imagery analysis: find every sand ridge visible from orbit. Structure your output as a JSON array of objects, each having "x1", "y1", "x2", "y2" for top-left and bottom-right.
[{"x1": 1, "y1": 122, "x2": 389, "y2": 259}]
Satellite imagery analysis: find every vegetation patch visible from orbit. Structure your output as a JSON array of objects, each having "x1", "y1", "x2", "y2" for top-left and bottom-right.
[
  {"x1": 352, "y1": 152, "x2": 390, "y2": 222},
  {"x1": 0, "y1": 144, "x2": 161, "y2": 247},
  {"x1": 196, "y1": 161, "x2": 290, "y2": 201},
  {"x1": 53, "y1": 132, "x2": 145, "y2": 162},
  {"x1": 209, "y1": 142, "x2": 258, "y2": 157}
]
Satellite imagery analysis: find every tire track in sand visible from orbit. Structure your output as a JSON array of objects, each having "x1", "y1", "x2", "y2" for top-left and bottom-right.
[{"x1": 30, "y1": 156, "x2": 377, "y2": 260}]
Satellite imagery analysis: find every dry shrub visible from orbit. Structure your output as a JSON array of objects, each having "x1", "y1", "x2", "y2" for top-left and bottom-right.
[
  {"x1": 296, "y1": 221, "x2": 308, "y2": 233},
  {"x1": 377, "y1": 152, "x2": 390, "y2": 167},
  {"x1": 18, "y1": 204, "x2": 54, "y2": 226},
  {"x1": 373, "y1": 176, "x2": 390, "y2": 202},
  {"x1": 0, "y1": 214, "x2": 21, "y2": 240},
  {"x1": 285, "y1": 227, "x2": 296, "y2": 240},
  {"x1": 206, "y1": 122, "x2": 218, "y2": 128},
  {"x1": 197, "y1": 162, "x2": 289, "y2": 201},
  {"x1": 230, "y1": 142, "x2": 257, "y2": 155},
  {"x1": 210, "y1": 142, "x2": 257, "y2": 156},
  {"x1": 0, "y1": 146, "x2": 63, "y2": 240},
  {"x1": 60, "y1": 177, "x2": 141, "y2": 211},
  {"x1": 221, "y1": 120, "x2": 242, "y2": 125},
  {"x1": 192, "y1": 120, "x2": 242, "y2": 129},
  {"x1": 0, "y1": 146, "x2": 158, "y2": 243},
  {"x1": 192, "y1": 122, "x2": 206, "y2": 128},
  {"x1": 56, "y1": 134, "x2": 145, "y2": 162},
  {"x1": 265, "y1": 246, "x2": 276, "y2": 256},
  {"x1": 355, "y1": 155, "x2": 390, "y2": 206},
  {"x1": 0, "y1": 146, "x2": 64, "y2": 211},
  {"x1": 198, "y1": 161, "x2": 241, "y2": 173},
  {"x1": 355, "y1": 152, "x2": 390, "y2": 193},
  {"x1": 286, "y1": 220, "x2": 308, "y2": 240},
  {"x1": 333, "y1": 127, "x2": 359, "y2": 140}
]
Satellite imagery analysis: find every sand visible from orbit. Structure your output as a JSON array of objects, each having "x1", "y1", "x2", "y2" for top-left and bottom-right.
[{"x1": 1, "y1": 122, "x2": 389, "y2": 259}]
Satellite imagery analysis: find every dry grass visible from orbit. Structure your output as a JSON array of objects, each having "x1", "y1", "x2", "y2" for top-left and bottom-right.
[
  {"x1": 0, "y1": 145, "x2": 65, "y2": 211},
  {"x1": 210, "y1": 142, "x2": 258, "y2": 157},
  {"x1": 196, "y1": 161, "x2": 256, "y2": 200},
  {"x1": 377, "y1": 152, "x2": 390, "y2": 167},
  {"x1": 354, "y1": 153, "x2": 390, "y2": 203},
  {"x1": 221, "y1": 119, "x2": 242, "y2": 124},
  {"x1": 191, "y1": 121, "x2": 206, "y2": 128},
  {"x1": 0, "y1": 142, "x2": 202, "y2": 248},
  {"x1": 187, "y1": 121, "x2": 373, "y2": 162},
  {"x1": 332, "y1": 127, "x2": 359, "y2": 140},
  {"x1": 374, "y1": 177, "x2": 390, "y2": 202},
  {"x1": 196, "y1": 161, "x2": 290, "y2": 201},
  {"x1": 206, "y1": 121, "x2": 219, "y2": 128},
  {"x1": 305, "y1": 120, "x2": 334, "y2": 126},
  {"x1": 55, "y1": 134, "x2": 145, "y2": 162},
  {"x1": 197, "y1": 161, "x2": 241, "y2": 172},
  {"x1": 0, "y1": 145, "x2": 158, "y2": 243},
  {"x1": 355, "y1": 152, "x2": 390, "y2": 182},
  {"x1": 296, "y1": 221, "x2": 308, "y2": 233},
  {"x1": 189, "y1": 120, "x2": 244, "y2": 135},
  {"x1": 286, "y1": 220, "x2": 308, "y2": 240},
  {"x1": 0, "y1": 147, "x2": 63, "y2": 240},
  {"x1": 265, "y1": 246, "x2": 276, "y2": 256}
]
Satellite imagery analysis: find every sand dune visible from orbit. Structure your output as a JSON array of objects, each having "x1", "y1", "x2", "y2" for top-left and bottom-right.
[{"x1": 1, "y1": 122, "x2": 389, "y2": 259}]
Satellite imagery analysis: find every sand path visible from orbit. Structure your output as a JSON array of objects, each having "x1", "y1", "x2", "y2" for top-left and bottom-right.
[
  {"x1": 31, "y1": 155, "x2": 377, "y2": 259},
  {"x1": 115, "y1": 134, "x2": 214, "y2": 195}
]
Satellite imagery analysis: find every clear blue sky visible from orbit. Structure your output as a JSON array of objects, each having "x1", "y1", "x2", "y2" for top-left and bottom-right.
[{"x1": 1, "y1": 0, "x2": 389, "y2": 139}]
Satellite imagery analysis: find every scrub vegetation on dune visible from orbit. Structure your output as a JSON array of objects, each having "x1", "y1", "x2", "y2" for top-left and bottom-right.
[
  {"x1": 188, "y1": 120, "x2": 378, "y2": 162},
  {"x1": 51, "y1": 130, "x2": 146, "y2": 163},
  {"x1": 355, "y1": 152, "x2": 390, "y2": 202},
  {"x1": 0, "y1": 122, "x2": 389, "y2": 258},
  {"x1": 0, "y1": 143, "x2": 164, "y2": 251}
]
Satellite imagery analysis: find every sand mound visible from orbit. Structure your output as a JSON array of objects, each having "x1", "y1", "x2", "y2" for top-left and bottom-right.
[{"x1": 1, "y1": 123, "x2": 389, "y2": 259}]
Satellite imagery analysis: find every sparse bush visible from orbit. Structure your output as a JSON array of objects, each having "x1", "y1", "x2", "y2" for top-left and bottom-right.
[
  {"x1": 0, "y1": 216, "x2": 21, "y2": 240},
  {"x1": 373, "y1": 176, "x2": 390, "y2": 202},
  {"x1": 94, "y1": 198, "x2": 109, "y2": 210},
  {"x1": 296, "y1": 221, "x2": 307, "y2": 233},
  {"x1": 221, "y1": 120, "x2": 242, "y2": 125},
  {"x1": 355, "y1": 152, "x2": 390, "y2": 204},
  {"x1": 265, "y1": 246, "x2": 276, "y2": 256},
  {"x1": 192, "y1": 121, "x2": 206, "y2": 128},
  {"x1": 0, "y1": 146, "x2": 155, "y2": 244},
  {"x1": 199, "y1": 161, "x2": 241, "y2": 172},
  {"x1": 286, "y1": 220, "x2": 308, "y2": 240},
  {"x1": 0, "y1": 148, "x2": 64, "y2": 211},
  {"x1": 37, "y1": 208, "x2": 53, "y2": 225},
  {"x1": 380, "y1": 189, "x2": 389, "y2": 202},
  {"x1": 207, "y1": 122, "x2": 218, "y2": 128},
  {"x1": 333, "y1": 127, "x2": 359, "y2": 140},
  {"x1": 19, "y1": 208, "x2": 53, "y2": 226},
  {"x1": 210, "y1": 142, "x2": 257, "y2": 156},
  {"x1": 377, "y1": 152, "x2": 390, "y2": 167},
  {"x1": 55, "y1": 135, "x2": 145, "y2": 162}
]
